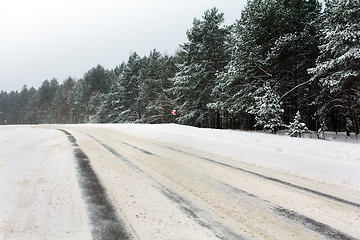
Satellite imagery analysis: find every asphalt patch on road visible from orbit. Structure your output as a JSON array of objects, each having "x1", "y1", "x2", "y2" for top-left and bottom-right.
[{"x1": 58, "y1": 129, "x2": 134, "y2": 240}]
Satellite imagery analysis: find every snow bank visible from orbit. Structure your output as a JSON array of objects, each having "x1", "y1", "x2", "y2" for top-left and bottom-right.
[
  {"x1": 0, "y1": 126, "x2": 90, "y2": 240},
  {"x1": 92, "y1": 123, "x2": 360, "y2": 192}
]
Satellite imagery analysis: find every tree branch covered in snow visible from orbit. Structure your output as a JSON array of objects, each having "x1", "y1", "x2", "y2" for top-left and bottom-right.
[{"x1": 0, "y1": 1, "x2": 359, "y2": 137}]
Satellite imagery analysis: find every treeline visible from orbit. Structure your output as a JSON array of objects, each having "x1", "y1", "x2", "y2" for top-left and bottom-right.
[{"x1": 0, "y1": 0, "x2": 359, "y2": 136}]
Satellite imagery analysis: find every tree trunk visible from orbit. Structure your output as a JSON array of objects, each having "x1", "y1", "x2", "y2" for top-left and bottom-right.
[{"x1": 353, "y1": 110, "x2": 359, "y2": 138}]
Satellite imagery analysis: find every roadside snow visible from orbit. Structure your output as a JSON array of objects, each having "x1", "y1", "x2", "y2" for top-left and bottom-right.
[
  {"x1": 89, "y1": 123, "x2": 360, "y2": 192},
  {"x1": 0, "y1": 126, "x2": 91, "y2": 240},
  {"x1": 1, "y1": 123, "x2": 359, "y2": 239}
]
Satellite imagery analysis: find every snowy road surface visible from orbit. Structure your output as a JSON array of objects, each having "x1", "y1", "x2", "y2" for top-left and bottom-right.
[{"x1": 1, "y1": 124, "x2": 360, "y2": 240}]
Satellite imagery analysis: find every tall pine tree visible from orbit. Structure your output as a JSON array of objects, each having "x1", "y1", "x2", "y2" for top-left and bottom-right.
[
  {"x1": 172, "y1": 8, "x2": 231, "y2": 128},
  {"x1": 248, "y1": 82, "x2": 285, "y2": 133},
  {"x1": 214, "y1": 0, "x2": 321, "y2": 130},
  {"x1": 139, "y1": 50, "x2": 177, "y2": 123},
  {"x1": 309, "y1": 0, "x2": 360, "y2": 136}
]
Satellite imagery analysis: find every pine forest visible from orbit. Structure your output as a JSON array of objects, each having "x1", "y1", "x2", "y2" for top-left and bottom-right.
[{"x1": 1, "y1": 0, "x2": 359, "y2": 137}]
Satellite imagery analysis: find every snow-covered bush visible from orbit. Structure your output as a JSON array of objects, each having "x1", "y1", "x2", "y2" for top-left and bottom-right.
[
  {"x1": 316, "y1": 120, "x2": 328, "y2": 140},
  {"x1": 249, "y1": 83, "x2": 285, "y2": 134},
  {"x1": 287, "y1": 111, "x2": 308, "y2": 138}
]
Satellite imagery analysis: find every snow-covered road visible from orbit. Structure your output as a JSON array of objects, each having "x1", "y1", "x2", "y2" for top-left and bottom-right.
[
  {"x1": 0, "y1": 126, "x2": 91, "y2": 240},
  {"x1": 1, "y1": 124, "x2": 360, "y2": 239}
]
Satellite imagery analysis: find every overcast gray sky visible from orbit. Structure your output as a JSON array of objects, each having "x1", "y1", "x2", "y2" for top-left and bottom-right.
[{"x1": 0, "y1": 0, "x2": 247, "y2": 92}]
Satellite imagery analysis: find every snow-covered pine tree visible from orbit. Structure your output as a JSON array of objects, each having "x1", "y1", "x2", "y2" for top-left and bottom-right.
[
  {"x1": 71, "y1": 65, "x2": 111, "y2": 123},
  {"x1": 345, "y1": 118, "x2": 353, "y2": 137},
  {"x1": 96, "y1": 89, "x2": 120, "y2": 123},
  {"x1": 54, "y1": 77, "x2": 76, "y2": 123},
  {"x1": 95, "y1": 63, "x2": 126, "y2": 123},
  {"x1": 268, "y1": 0, "x2": 321, "y2": 129},
  {"x1": 248, "y1": 83, "x2": 284, "y2": 134},
  {"x1": 37, "y1": 78, "x2": 59, "y2": 123},
  {"x1": 308, "y1": 0, "x2": 360, "y2": 136},
  {"x1": 212, "y1": 0, "x2": 321, "y2": 130},
  {"x1": 317, "y1": 119, "x2": 328, "y2": 140},
  {"x1": 115, "y1": 53, "x2": 143, "y2": 122},
  {"x1": 215, "y1": 0, "x2": 283, "y2": 130},
  {"x1": 172, "y1": 7, "x2": 231, "y2": 128},
  {"x1": 138, "y1": 50, "x2": 176, "y2": 124},
  {"x1": 287, "y1": 111, "x2": 308, "y2": 137},
  {"x1": 208, "y1": 29, "x2": 253, "y2": 129},
  {"x1": 94, "y1": 54, "x2": 143, "y2": 123}
]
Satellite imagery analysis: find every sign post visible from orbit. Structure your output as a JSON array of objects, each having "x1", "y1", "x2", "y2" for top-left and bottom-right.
[{"x1": 171, "y1": 109, "x2": 176, "y2": 123}]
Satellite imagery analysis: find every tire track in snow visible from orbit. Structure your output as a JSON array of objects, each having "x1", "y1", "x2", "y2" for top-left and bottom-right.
[
  {"x1": 86, "y1": 133, "x2": 246, "y2": 240},
  {"x1": 274, "y1": 207, "x2": 358, "y2": 240},
  {"x1": 119, "y1": 140, "x2": 155, "y2": 156},
  {"x1": 112, "y1": 138, "x2": 359, "y2": 240},
  {"x1": 164, "y1": 146, "x2": 360, "y2": 209},
  {"x1": 108, "y1": 136, "x2": 360, "y2": 209},
  {"x1": 219, "y1": 183, "x2": 358, "y2": 240},
  {"x1": 96, "y1": 132, "x2": 359, "y2": 209},
  {"x1": 58, "y1": 129, "x2": 134, "y2": 240}
]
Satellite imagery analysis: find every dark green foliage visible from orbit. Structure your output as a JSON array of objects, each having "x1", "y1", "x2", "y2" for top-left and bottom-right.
[
  {"x1": 139, "y1": 50, "x2": 177, "y2": 123},
  {"x1": 37, "y1": 78, "x2": 59, "y2": 123},
  {"x1": 212, "y1": 0, "x2": 321, "y2": 132},
  {"x1": 0, "y1": 2, "x2": 358, "y2": 136},
  {"x1": 308, "y1": 0, "x2": 360, "y2": 136},
  {"x1": 172, "y1": 7, "x2": 231, "y2": 128},
  {"x1": 72, "y1": 64, "x2": 111, "y2": 122},
  {"x1": 96, "y1": 51, "x2": 177, "y2": 124}
]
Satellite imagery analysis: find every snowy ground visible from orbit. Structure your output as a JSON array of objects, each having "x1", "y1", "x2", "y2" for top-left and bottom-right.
[
  {"x1": 0, "y1": 124, "x2": 359, "y2": 239},
  {"x1": 91, "y1": 123, "x2": 360, "y2": 192},
  {"x1": 0, "y1": 126, "x2": 91, "y2": 239}
]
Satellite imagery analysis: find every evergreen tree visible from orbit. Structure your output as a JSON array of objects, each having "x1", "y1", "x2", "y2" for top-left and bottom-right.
[
  {"x1": 214, "y1": 0, "x2": 321, "y2": 130},
  {"x1": 96, "y1": 90, "x2": 121, "y2": 123},
  {"x1": 16, "y1": 85, "x2": 37, "y2": 124},
  {"x1": 308, "y1": 0, "x2": 360, "y2": 136},
  {"x1": 117, "y1": 53, "x2": 144, "y2": 122},
  {"x1": 172, "y1": 7, "x2": 231, "y2": 128},
  {"x1": 139, "y1": 50, "x2": 177, "y2": 123},
  {"x1": 26, "y1": 87, "x2": 38, "y2": 123},
  {"x1": 18, "y1": 85, "x2": 30, "y2": 124},
  {"x1": 73, "y1": 64, "x2": 110, "y2": 122},
  {"x1": 97, "y1": 53, "x2": 143, "y2": 123},
  {"x1": 0, "y1": 91, "x2": 9, "y2": 124},
  {"x1": 287, "y1": 111, "x2": 308, "y2": 137},
  {"x1": 37, "y1": 78, "x2": 59, "y2": 123},
  {"x1": 96, "y1": 63, "x2": 126, "y2": 123},
  {"x1": 6, "y1": 91, "x2": 21, "y2": 124},
  {"x1": 248, "y1": 83, "x2": 284, "y2": 133},
  {"x1": 54, "y1": 77, "x2": 76, "y2": 123}
]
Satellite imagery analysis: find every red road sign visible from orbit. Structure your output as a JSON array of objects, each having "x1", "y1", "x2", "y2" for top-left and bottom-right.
[{"x1": 171, "y1": 110, "x2": 176, "y2": 116}]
